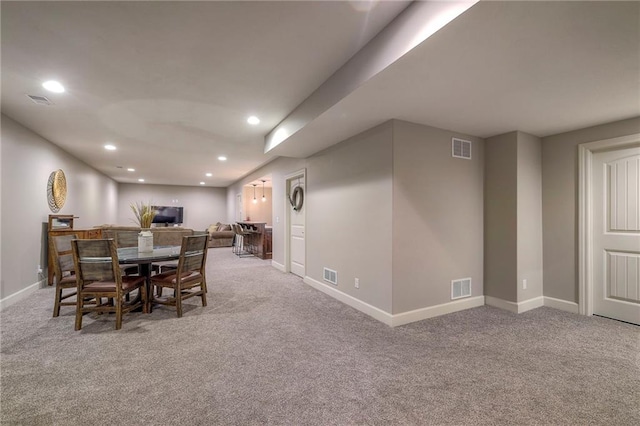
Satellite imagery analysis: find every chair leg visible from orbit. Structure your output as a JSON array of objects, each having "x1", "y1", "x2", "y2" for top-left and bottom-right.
[
  {"x1": 115, "y1": 296, "x2": 123, "y2": 330},
  {"x1": 53, "y1": 286, "x2": 63, "y2": 317},
  {"x1": 75, "y1": 296, "x2": 84, "y2": 331},
  {"x1": 176, "y1": 287, "x2": 183, "y2": 318},
  {"x1": 200, "y1": 280, "x2": 208, "y2": 307}
]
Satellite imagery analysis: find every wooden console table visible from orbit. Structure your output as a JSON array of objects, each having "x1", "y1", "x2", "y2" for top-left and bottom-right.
[
  {"x1": 237, "y1": 221, "x2": 272, "y2": 260},
  {"x1": 47, "y1": 215, "x2": 102, "y2": 286}
]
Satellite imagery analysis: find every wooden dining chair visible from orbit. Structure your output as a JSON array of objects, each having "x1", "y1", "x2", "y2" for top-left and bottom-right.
[
  {"x1": 49, "y1": 234, "x2": 81, "y2": 317},
  {"x1": 149, "y1": 234, "x2": 208, "y2": 317},
  {"x1": 71, "y1": 238, "x2": 147, "y2": 330},
  {"x1": 113, "y1": 230, "x2": 141, "y2": 276}
]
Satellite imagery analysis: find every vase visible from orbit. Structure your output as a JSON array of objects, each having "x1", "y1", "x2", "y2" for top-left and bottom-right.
[{"x1": 138, "y1": 229, "x2": 153, "y2": 253}]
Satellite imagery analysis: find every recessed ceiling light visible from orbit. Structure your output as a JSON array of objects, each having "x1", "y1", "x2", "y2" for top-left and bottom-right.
[
  {"x1": 127, "y1": 168, "x2": 135, "y2": 172},
  {"x1": 138, "y1": 178, "x2": 145, "y2": 182},
  {"x1": 205, "y1": 173, "x2": 212, "y2": 177},
  {"x1": 104, "y1": 144, "x2": 116, "y2": 151},
  {"x1": 200, "y1": 182, "x2": 205, "y2": 185},
  {"x1": 218, "y1": 156, "x2": 227, "y2": 161},
  {"x1": 42, "y1": 80, "x2": 65, "y2": 93},
  {"x1": 247, "y1": 116, "x2": 260, "y2": 125}
]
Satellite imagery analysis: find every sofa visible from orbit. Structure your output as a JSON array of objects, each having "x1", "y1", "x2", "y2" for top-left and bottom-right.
[
  {"x1": 95, "y1": 225, "x2": 196, "y2": 247},
  {"x1": 206, "y1": 222, "x2": 235, "y2": 248}
]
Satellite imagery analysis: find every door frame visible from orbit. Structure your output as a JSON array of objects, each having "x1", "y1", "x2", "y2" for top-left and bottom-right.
[
  {"x1": 578, "y1": 133, "x2": 640, "y2": 316},
  {"x1": 284, "y1": 169, "x2": 306, "y2": 275}
]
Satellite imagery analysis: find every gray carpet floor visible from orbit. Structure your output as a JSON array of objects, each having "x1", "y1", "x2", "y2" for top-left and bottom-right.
[{"x1": 1, "y1": 248, "x2": 639, "y2": 425}]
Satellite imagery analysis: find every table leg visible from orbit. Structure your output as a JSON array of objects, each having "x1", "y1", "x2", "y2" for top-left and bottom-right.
[{"x1": 138, "y1": 263, "x2": 152, "y2": 313}]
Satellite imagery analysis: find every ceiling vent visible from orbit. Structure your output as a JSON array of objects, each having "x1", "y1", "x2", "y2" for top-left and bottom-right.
[
  {"x1": 452, "y1": 138, "x2": 472, "y2": 159},
  {"x1": 27, "y1": 94, "x2": 53, "y2": 106}
]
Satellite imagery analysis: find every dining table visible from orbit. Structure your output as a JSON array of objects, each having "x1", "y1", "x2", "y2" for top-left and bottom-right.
[{"x1": 117, "y1": 245, "x2": 181, "y2": 312}]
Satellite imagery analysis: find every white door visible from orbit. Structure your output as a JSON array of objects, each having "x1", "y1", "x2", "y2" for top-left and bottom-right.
[
  {"x1": 592, "y1": 146, "x2": 640, "y2": 324},
  {"x1": 288, "y1": 174, "x2": 305, "y2": 277}
]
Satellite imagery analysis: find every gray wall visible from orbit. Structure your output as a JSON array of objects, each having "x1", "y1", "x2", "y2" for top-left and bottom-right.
[
  {"x1": 117, "y1": 183, "x2": 227, "y2": 232},
  {"x1": 484, "y1": 132, "x2": 518, "y2": 302},
  {"x1": 1, "y1": 115, "x2": 118, "y2": 299},
  {"x1": 392, "y1": 121, "x2": 484, "y2": 313},
  {"x1": 227, "y1": 123, "x2": 395, "y2": 313},
  {"x1": 230, "y1": 120, "x2": 485, "y2": 316},
  {"x1": 517, "y1": 132, "x2": 543, "y2": 301},
  {"x1": 541, "y1": 117, "x2": 640, "y2": 302},
  {"x1": 225, "y1": 115, "x2": 640, "y2": 320},
  {"x1": 307, "y1": 122, "x2": 394, "y2": 313}
]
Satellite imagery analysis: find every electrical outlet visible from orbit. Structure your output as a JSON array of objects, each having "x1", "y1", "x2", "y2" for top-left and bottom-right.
[
  {"x1": 37, "y1": 265, "x2": 43, "y2": 274},
  {"x1": 354, "y1": 278, "x2": 359, "y2": 289},
  {"x1": 522, "y1": 279, "x2": 527, "y2": 290},
  {"x1": 276, "y1": 216, "x2": 279, "y2": 223}
]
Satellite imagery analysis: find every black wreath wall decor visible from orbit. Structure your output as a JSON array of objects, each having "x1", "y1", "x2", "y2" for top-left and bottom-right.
[{"x1": 288, "y1": 185, "x2": 304, "y2": 211}]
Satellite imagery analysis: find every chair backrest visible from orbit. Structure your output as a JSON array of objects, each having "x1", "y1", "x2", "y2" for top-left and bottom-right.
[
  {"x1": 115, "y1": 230, "x2": 139, "y2": 248},
  {"x1": 177, "y1": 234, "x2": 209, "y2": 277},
  {"x1": 71, "y1": 239, "x2": 121, "y2": 288},
  {"x1": 234, "y1": 223, "x2": 249, "y2": 235},
  {"x1": 49, "y1": 234, "x2": 78, "y2": 283}
]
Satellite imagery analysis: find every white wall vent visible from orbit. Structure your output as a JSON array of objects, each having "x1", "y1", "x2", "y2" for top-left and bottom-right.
[
  {"x1": 452, "y1": 138, "x2": 472, "y2": 159},
  {"x1": 26, "y1": 94, "x2": 53, "y2": 106},
  {"x1": 451, "y1": 278, "x2": 472, "y2": 300},
  {"x1": 323, "y1": 268, "x2": 338, "y2": 286}
]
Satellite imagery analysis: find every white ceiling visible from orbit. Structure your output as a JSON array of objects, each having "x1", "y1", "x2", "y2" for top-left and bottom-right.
[
  {"x1": 2, "y1": 1, "x2": 639, "y2": 187},
  {"x1": 0, "y1": 0, "x2": 410, "y2": 186},
  {"x1": 269, "y1": 0, "x2": 640, "y2": 157}
]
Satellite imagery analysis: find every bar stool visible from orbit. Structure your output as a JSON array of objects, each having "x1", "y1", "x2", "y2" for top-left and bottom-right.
[
  {"x1": 231, "y1": 224, "x2": 242, "y2": 255},
  {"x1": 234, "y1": 223, "x2": 254, "y2": 257}
]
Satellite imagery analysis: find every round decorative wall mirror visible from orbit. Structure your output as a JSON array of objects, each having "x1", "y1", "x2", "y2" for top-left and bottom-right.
[{"x1": 47, "y1": 169, "x2": 67, "y2": 212}]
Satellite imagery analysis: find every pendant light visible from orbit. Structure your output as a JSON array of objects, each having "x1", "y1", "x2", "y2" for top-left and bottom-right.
[
  {"x1": 261, "y1": 180, "x2": 267, "y2": 202},
  {"x1": 252, "y1": 184, "x2": 257, "y2": 204}
]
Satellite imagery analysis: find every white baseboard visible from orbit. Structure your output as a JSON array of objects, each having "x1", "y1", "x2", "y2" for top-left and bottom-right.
[
  {"x1": 485, "y1": 296, "x2": 519, "y2": 313},
  {"x1": 303, "y1": 276, "x2": 393, "y2": 326},
  {"x1": 303, "y1": 276, "x2": 486, "y2": 327},
  {"x1": 271, "y1": 260, "x2": 286, "y2": 272},
  {"x1": 518, "y1": 296, "x2": 545, "y2": 313},
  {"x1": 391, "y1": 296, "x2": 485, "y2": 327},
  {"x1": 0, "y1": 280, "x2": 45, "y2": 311},
  {"x1": 485, "y1": 295, "x2": 544, "y2": 314},
  {"x1": 544, "y1": 296, "x2": 579, "y2": 314}
]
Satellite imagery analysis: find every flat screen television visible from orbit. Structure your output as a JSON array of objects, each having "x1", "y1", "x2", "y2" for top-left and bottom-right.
[{"x1": 152, "y1": 206, "x2": 184, "y2": 225}]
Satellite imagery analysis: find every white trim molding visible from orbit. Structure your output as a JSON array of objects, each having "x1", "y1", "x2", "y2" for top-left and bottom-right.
[
  {"x1": 485, "y1": 296, "x2": 518, "y2": 313},
  {"x1": 578, "y1": 133, "x2": 640, "y2": 316},
  {"x1": 303, "y1": 276, "x2": 393, "y2": 325},
  {"x1": 0, "y1": 280, "x2": 44, "y2": 311},
  {"x1": 391, "y1": 296, "x2": 485, "y2": 327},
  {"x1": 271, "y1": 260, "x2": 286, "y2": 272},
  {"x1": 543, "y1": 296, "x2": 579, "y2": 314},
  {"x1": 485, "y1": 295, "x2": 544, "y2": 314},
  {"x1": 304, "y1": 276, "x2": 485, "y2": 327}
]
